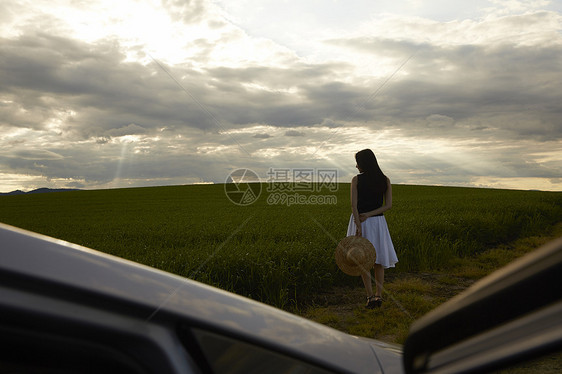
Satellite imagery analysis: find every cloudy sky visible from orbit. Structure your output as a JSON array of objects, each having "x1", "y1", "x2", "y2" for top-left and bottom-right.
[{"x1": 1, "y1": 0, "x2": 561, "y2": 193}]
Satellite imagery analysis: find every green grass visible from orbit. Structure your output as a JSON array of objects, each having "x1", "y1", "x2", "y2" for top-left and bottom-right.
[{"x1": 1, "y1": 183, "x2": 561, "y2": 309}]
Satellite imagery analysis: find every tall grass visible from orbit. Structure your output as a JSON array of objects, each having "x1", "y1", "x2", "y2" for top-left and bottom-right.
[{"x1": 1, "y1": 184, "x2": 560, "y2": 308}]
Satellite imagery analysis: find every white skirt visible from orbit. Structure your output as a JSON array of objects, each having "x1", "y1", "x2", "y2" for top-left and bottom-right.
[{"x1": 347, "y1": 214, "x2": 398, "y2": 269}]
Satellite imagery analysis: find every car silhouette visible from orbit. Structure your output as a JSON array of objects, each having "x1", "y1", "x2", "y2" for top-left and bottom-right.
[{"x1": 1, "y1": 222, "x2": 560, "y2": 373}]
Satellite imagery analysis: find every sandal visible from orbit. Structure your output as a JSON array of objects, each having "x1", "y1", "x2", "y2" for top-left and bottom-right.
[{"x1": 366, "y1": 295, "x2": 382, "y2": 309}]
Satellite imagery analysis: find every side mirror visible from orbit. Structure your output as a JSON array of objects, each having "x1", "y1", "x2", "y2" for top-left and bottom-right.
[{"x1": 403, "y1": 237, "x2": 562, "y2": 373}]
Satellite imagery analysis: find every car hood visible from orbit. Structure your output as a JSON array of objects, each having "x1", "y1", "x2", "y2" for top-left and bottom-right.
[{"x1": 0, "y1": 223, "x2": 403, "y2": 374}]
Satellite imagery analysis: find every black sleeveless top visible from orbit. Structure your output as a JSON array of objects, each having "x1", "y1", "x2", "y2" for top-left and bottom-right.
[{"x1": 357, "y1": 172, "x2": 386, "y2": 215}]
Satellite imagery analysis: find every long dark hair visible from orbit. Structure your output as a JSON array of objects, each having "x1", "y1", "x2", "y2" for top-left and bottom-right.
[{"x1": 355, "y1": 149, "x2": 387, "y2": 192}]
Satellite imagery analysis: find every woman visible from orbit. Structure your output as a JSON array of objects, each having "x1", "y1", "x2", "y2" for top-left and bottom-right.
[{"x1": 347, "y1": 149, "x2": 398, "y2": 309}]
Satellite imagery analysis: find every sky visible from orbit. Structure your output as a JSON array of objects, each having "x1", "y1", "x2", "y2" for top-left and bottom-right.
[{"x1": 1, "y1": 0, "x2": 561, "y2": 193}]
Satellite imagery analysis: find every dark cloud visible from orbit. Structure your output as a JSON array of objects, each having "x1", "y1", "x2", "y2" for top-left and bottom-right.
[
  {"x1": 15, "y1": 150, "x2": 64, "y2": 161},
  {"x1": 341, "y1": 42, "x2": 562, "y2": 142},
  {"x1": 0, "y1": 34, "x2": 224, "y2": 138},
  {"x1": 284, "y1": 130, "x2": 305, "y2": 137}
]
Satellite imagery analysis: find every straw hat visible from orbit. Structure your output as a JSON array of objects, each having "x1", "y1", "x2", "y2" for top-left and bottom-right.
[{"x1": 335, "y1": 236, "x2": 376, "y2": 276}]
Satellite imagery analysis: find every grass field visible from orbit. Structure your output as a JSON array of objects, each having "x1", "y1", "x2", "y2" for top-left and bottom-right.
[{"x1": 1, "y1": 183, "x2": 561, "y2": 310}]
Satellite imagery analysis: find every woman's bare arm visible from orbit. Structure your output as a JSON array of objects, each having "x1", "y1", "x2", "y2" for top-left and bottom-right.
[{"x1": 350, "y1": 175, "x2": 362, "y2": 236}]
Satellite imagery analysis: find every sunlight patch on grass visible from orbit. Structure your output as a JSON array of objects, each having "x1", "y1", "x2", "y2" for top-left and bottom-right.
[{"x1": 385, "y1": 276, "x2": 433, "y2": 294}]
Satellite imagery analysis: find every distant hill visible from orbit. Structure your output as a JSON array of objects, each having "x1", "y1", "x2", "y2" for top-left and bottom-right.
[{"x1": 0, "y1": 188, "x2": 81, "y2": 196}]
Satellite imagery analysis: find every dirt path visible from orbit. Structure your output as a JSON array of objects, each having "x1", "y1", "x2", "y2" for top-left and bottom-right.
[
  {"x1": 299, "y1": 272, "x2": 476, "y2": 344},
  {"x1": 298, "y1": 224, "x2": 562, "y2": 344}
]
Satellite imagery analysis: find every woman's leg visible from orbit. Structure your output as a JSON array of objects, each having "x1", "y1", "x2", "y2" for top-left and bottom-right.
[
  {"x1": 374, "y1": 264, "x2": 384, "y2": 297},
  {"x1": 360, "y1": 270, "x2": 373, "y2": 297}
]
